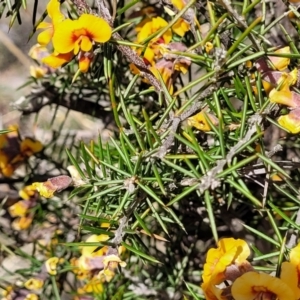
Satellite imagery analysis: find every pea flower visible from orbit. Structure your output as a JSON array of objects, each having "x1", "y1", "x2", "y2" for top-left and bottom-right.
[
  {"x1": 45, "y1": 257, "x2": 60, "y2": 275},
  {"x1": 52, "y1": 14, "x2": 112, "y2": 55},
  {"x1": 24, "y1": 278, "x2": 44, "y2": 291},
  {"x1": 201, "y1": 238, "x2": 251, "y2": 299},
  {"x1": 231, "y1": 271, "x2": 295, "y2": 300},
  {"x1": 32, "y1": 175, "x2": 73, "y2": 198}
]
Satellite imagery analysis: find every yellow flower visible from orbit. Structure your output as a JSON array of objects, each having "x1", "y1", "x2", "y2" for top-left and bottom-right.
[
  {"x1": 52, "y1": 14, "x2": 112, "y2": 55},
  {"x1": 172, "y1": 18, "x2": 190, "y2": 37},
  {"x1": 8, "y1": 200, "x2": 31, "y2": 217},
  {"x1": 187, "y1": 111, "x2": 219, "y2": 132},
  {"x1": 205, "y1": 42, "x2": 214, "y2": 54},
  {"x1": 24, "y1": 278, "x2": 44, "y2": 290},
  {"x1": 268, "y1": 46, "x2": 291, "y2": 71},
  {"x1": 32, "y1": 181, "x2": 57, "y2": 198},
  {"x1": 231, "y1": 271, "x2": 295, "y2": 300},
  {"x1": 202, "y1": 238, "x2": 250, "y2": 286},
  {"x1": 278, "y1": 108, "x2": 300, "y2": 134},
  {"x1": 45, "y1": 257, "x2": 60, "y2": 275},
  {"x1": 78, "y1": 234, "x2": 109, "y2": 271},
  {"x1": 32, "y1": 175, "x2": 73, "y2": 198},
  {"x1": 37, "y1": 0, "x2": 65, "y2": 46},
  {"x1": 98, "y1": 254, "x2": 126, "y2": 282}
]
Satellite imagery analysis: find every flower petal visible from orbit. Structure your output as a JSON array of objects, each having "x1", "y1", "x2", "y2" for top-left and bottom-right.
[
  {"x1": 78, "y1": 14, "x2": 112, "y2": 43},
  {"x1": 42, "y1": 51, "x2": 74, "y2": 68},
  {"x1": 231, "y1": 271, "x2": 295, "y2": 300},
  {"x1": 268, "y1": 46, "x2": 291, "y2": 71},
  {"x1": 278, "y1": 108, "x2": 300, "y2": 133},
  {"x1": 80, "y1": 35, "x2": 93, "y2": 52},
  {"x1": 37, "y1": 28, "x2": 53, "y2": 46},
  {"x1": 47, "y1": 0, "x2": 64, "y2": 23},
  {"x1": 52, "y1": 19, "x2": 79, "y2": 53}
]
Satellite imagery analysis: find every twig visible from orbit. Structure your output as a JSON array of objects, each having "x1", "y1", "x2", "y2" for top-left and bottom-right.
[
  {"x1": 197, "y1": 114, "x2": 263, "y2": 193},
  {"x1": 12, "y1": 85, "x2": 115, "y2": 127},
  {"x1": 217, "y1": 0, "x2": 262, "y2": 52},
  {"x1": 156, "y1": 84, "x2": 217, "y2": 158}
]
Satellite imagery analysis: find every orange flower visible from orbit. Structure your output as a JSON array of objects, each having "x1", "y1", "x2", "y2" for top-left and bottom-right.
[
  {"x1": 37, "y1": 0, "x2": 65, "y2": 46},
  {"x1": 52, "y1": 14, "x2": 112, "y2": 55},
  {"x1": 231, "y1": 271, "x2": 295, "y2": 300}
]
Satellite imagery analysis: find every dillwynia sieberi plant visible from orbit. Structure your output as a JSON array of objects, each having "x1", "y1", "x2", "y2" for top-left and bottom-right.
[{"x1": 4, "y1": 0, "x2": 300, "y2": 299}]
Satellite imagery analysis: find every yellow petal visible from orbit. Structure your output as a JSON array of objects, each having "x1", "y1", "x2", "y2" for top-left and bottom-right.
[
  {"x1": 231, "y1": 271, "x2": 295, "y2": 300},
  {"x1": 78, "y1": 14, "x2": 112, "y2": 43},
  {"x1": 187, "y1": 111, "x2": 219, "y2": 131},
  {"x1": 52, "y1": 19, "x2": 79, "y2": 53},
  {"x1": 278, "y1": 109, "x2": 300, "y2": 134},
  {"x1": 8, "y1": 201, "x2": 31, "y2": 217},
  {"x1": 280, "y1": 262, "x2": 300, "y2": 298},
  {"x1": 37, "y1": 28, "x2": 53, "y2": 46},
  {"x1": 172, "y1": 18, "x2": 190, "y2": 37},
  {"x1": 32, "y1": 181, "x2": 56, "y2": 198},
  {"x1": 42, "y1": 52, "x2": 73, "y2": 68},
  {"x1": 290, "y1": 242, "x2": 300, "y2": 266},
  {"x1": 47, "y1": 0, "x2": 64, "y2": 23},
  {"x1": 24, "y1": 278, "x2": 44, "y2": 291},
  {"x1": 45, "y1": 257, "x2": 59, "y2": 275},
  {"x1": 79, "y1": 36, "x2": 92, "y2": 52},
  {"x1": 20, "y1": 138, "x2": 43, "y2": 156},
  {"x1": 269, "y1": 46, "x2": 291, "y2": 71}
]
